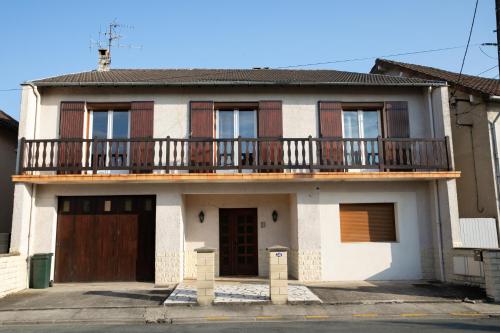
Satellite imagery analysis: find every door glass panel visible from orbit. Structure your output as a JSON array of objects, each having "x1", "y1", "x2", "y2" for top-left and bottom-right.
[
  {"x1": 112, "y1": 111, "x2": 129, "y2": 138},
  {"x1": 362, "y1": 111, "x2": 379, "y2": 138},
  {"x1": 343, "y1": 111, "x2": 359, "y2": 138},
  {"x1": 362, "y1": 111, "x2": 380, "y2": 165},
  {"x1": 239, "y1": 111, "x2": 256, "y2": 166},
  {"x1": 92, "y1": 112, "x2": 108, "y2": 139},
  {"x1": 218, "y1": 111, "x2": 234, "y2": 165}
]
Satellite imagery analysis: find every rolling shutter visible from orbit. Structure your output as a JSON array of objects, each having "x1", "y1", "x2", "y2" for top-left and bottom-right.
[
  {"x1": 340, "y1": 203, "x2": 396, "y2": 242},
  {"x1": 258, "y1": 101, "x2": 283, "y2": 171},
  {"x1": 190, "y1": 101, "x2": 214, "y2": 172},
  {"x1": 130, "y1": 101, "x2": 154, "y2": 172},
  {"x1": 58, "y1": 102, "x2": 85, "y2": 174},
  {"x1": 318, "y1": 101, "x2": 343, "y2": 169}
]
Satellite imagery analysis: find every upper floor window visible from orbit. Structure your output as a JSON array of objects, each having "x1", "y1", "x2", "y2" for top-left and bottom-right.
[
  {"x1": 216, "y1": 108, "x2": 257, "y2": 166},
  {"x1": 90, "y1": 110, "x2": 130, "y2": 139}
]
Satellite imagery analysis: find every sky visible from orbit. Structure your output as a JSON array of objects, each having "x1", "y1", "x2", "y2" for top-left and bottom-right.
[{"x1": 0, "y1": 0, "x2": 497, "y2": 120}]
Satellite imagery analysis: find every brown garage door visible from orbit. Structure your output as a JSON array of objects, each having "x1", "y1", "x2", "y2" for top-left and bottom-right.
[{"x1": 55, "y1": 196, "x2": 155, "y2": 282}]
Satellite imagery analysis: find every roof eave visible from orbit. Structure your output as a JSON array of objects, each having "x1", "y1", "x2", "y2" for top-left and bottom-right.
[{"x1": 29, "y1": 81, "x2": 446, "y2": 88}]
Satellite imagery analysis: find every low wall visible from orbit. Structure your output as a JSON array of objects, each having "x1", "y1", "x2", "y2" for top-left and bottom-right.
[{"x1": 0, "y1": 254, "x2": 28, "y2": 298}]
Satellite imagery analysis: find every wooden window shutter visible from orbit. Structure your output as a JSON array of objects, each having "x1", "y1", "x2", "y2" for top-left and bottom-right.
[
  {"x1": 130, "y1": 101, "x2": 154, "y2": 172},
  {"x1": 58, "y1": 102, "x2": 85, "y2": 174},
  {"x1": 318, "y1": 101, "x2": 343, "y2": 169},
  {"x1": 340, "y1": 203, "x2": 396, "y2": 242},
  {"x1": 190, "y1": 101, "x2": 214, "y2": 172},
  {"x1": 385, "y1": 101, "x2": 409, "y2": 138},
  {"x1": 319, "y1": 101, "x2": 342, "y2": 138},
  {"x1": 258, "y1": 101, "x2": 283, "y2": 171},
  {"x1": 384, "y1": 101, "x2": 409, "y2": 168}
]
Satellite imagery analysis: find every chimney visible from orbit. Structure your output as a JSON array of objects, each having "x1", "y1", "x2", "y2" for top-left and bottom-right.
[{"x1": 97, "y1": 48, "x2": 110, "y2": 72}]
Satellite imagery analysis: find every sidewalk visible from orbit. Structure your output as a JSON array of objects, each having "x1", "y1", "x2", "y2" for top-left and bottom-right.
[
  {"x1": 1, "y1": 300, "x2": 500, "y2": 325},
  {"x1": 0, "y1": 281, "x2": 497, "y2": 325}
]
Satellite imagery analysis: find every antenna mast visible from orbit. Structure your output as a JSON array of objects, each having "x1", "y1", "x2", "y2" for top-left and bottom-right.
[{"x1": 90, "y1": 20, "x2": 142, "y2": 71}]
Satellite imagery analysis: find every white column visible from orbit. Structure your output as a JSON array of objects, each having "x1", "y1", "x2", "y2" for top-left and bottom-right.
[
  {"x1": 294, "y1": 190, "x2": 322, "y2": 281},
  {"x1": 10, "y1": 183, "x2": 33, "y2": 256},
  {"x1": 155, "y1": 191, "x2": 184, "y2": 285}
]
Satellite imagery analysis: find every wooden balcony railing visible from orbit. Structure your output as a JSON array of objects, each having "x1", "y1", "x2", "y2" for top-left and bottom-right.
[{"x1": 17, "y1": 136, "x2": 452, "y2": 175}]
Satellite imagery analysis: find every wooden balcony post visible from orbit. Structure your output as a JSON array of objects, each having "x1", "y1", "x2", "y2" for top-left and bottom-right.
[
  {"x1": 377, "y1": 136, "x2": 385, "y2": 171},
  {"x1": 92, "y1": 138, "x2": 98, "y2": 174},
  {"x1": 237, "y1": 136, "x2": 242, "y2": 173},
  {"x1": 17, "y1": 137, "x2": 25, "y2": 175},
  {"x1": 308, "y1": 135, "x2": 314, "y2": 172},
  {"x1": 445, "y1": 136, "x2": 453, "y2": 171},
  {"x1": 165, "y1": 136, "x2": 171, "y2": 173}
]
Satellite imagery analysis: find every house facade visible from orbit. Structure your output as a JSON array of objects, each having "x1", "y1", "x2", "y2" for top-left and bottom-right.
[
  {"x1": 372, "y1": 59, "x2": 500, "y2": 250},
  {"x1": 9, "y1": 68, "x2": 461, "y2": 286}
]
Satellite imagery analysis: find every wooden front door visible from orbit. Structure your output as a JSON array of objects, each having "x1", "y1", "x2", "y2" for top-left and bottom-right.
[
  {"x1": 55, "y1": 196, "x2": 155, "y2": 282},
  {"x1": 219, "y1": 208, "x2": 258, "y2": 276}
]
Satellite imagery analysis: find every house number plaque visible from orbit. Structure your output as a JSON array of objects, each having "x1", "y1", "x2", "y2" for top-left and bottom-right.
[{"x1": 276, "y1": 253, "x2": 283, "y2": 257}]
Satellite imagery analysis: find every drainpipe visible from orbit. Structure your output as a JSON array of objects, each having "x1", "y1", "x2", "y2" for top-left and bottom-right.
[
  {"x1": 24, "y1": 83, "x2": 40, "y2": 282},
  {"x1": 428, "y1": 86, "x2": 445, "y2": 281},
  {"x1": 487, "y1": 104, "x2": 500, "y2": 245}
]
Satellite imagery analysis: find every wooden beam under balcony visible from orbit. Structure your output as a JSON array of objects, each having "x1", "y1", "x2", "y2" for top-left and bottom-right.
[{"x1": 12, "y1": 171, "x2": 460, "y2": 184}]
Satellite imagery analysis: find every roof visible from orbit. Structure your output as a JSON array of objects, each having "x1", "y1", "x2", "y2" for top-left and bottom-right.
[
  {"x1": 28, "y1": 68, "x2": 444, "y2": 88},
  {"x1": 371, "y1": 59, "x2": 500, "y2": 97},
  {"x1": 0, "y1": 110, "x2": 18, "y2": 132}
]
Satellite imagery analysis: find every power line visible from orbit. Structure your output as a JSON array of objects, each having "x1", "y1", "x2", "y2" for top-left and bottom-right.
[
  {"x1": 0, "y1": 88, "x2": 22, "y2": 92},
  {"x1": 476, "y1": 64, "x2": 498, "y2": 76},
  {"x1": 274, "y1": 44, "x2": 481, "y2": 69},
  {"x1": 455, "y1": 0, "x2": 479, "y2": 88},
  {"x1": 479, "y1": 45, "x2": 497, "y2": 59}
]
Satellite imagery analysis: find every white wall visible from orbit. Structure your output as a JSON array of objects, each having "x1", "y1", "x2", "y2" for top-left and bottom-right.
[
  {"x1": 0, "y1": 254, "x2": 27, "y2": 298},
  {"x1": 32, "y1": 85, "x2": 431, "y2": 140},
  {"x1": 318, "y1": 182, "x2": 433, "y2": 280},
  {"x1": 184, "y1": 194, "x2": 290, "y2": 278},
  {"x1": 26, "y1": 181, "x2": 435, "y2": 282}
]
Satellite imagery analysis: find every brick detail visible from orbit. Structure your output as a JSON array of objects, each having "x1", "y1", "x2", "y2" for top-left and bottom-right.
[
  {"x1": 483, "y1": 250, "x2": 500, "y2": 302},
  {"x1": 268, "y1": 249, "x2": 288, "y2": 305},
  {"x1": 296, "y1": 250, "x2": 322, "y2": 281},
  {"x1": 0, "y1": 254, "x2": 27, "y2": 298},
  {"x1": 155, "y1": 251, "x2": 182, "y2": 284},
  {"x1": 196, "y1": 250, "x2": 215, "y2": 305}
]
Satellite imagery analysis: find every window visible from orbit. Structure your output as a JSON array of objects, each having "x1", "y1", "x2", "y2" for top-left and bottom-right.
[
  {"x1": 339, "y1": 203, "x2": 396, "y2": 242},
  {"x1": 342, "y1": 108, "x2": 381, "y2": 166},
  {"x1": 90, "y1": 109, "x2": 130, "y2": 171},
  {"x1": 216, "y1": 108, "x2": 257, "y2": 166}
]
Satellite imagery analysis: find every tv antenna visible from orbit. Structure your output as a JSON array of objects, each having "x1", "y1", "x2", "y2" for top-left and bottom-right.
[{"x1": 90, "y1": 19, "x2": 143, "y2": 70}]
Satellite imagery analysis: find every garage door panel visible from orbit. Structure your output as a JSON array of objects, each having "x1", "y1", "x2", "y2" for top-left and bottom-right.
[{"x1": 55, "y1": 196, "x2": 155, "y2": 283}]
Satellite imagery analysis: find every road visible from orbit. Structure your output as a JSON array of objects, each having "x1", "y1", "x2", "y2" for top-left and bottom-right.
[{"x1": 1, "y1": 318, "x2": 500, "y2": 333}]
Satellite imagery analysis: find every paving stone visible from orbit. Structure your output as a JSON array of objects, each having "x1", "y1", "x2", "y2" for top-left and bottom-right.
[{"x1": 164, "y1": 282, "x2": 321, "y2": 305}]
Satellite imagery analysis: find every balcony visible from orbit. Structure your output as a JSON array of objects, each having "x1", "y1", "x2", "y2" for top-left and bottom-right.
[{"x1": 18, "y1": 136, "x2": 453, "y2": 176}]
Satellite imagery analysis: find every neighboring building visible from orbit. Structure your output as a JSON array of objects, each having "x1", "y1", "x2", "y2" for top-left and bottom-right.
[
  {"x1": 372, "y1": 59, "x2": 500, "y2": 249},
  {"x1": 10, "y1": 65, "x2": 461, "y2": 285},
  {"x1": 0, "y1": 110, "x2": 18, "y2": 253}
]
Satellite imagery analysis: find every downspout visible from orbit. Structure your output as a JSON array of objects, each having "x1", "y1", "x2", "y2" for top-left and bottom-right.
[
  {"x1": 487, "y1": 104, "x2": 500, "y2": 245},
  {"x1": 428, "y1": 86, "x2": 445, "y2": 281},
  {"x1": 25, "y1": 83, "x2": 40, "y2": 279}
]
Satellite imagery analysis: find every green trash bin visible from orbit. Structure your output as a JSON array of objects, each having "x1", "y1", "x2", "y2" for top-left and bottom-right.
[{"x1": 30, "y1": 253, "x2": 53, "y2": 289}]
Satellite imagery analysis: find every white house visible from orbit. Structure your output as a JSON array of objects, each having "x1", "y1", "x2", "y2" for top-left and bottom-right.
[{"x1": 8, "y1": 62, "x2": 461, "y2": 286}]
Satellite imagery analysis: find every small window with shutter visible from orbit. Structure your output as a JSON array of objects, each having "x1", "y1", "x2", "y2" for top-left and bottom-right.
[{"x1": 339, "y1": 203, "x2": 396, "y2": 243}]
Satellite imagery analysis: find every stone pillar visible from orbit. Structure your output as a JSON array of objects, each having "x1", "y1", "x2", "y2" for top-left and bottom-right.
[
  {"x1": 483, "y1": 250, "x2": 500, "y2": 302},
  {"x1": 267, "y1": 245, "x2": 288, "y2": 305},
  {"x1": 195, "y1": 247, "x2": 215, "y2": 306}
]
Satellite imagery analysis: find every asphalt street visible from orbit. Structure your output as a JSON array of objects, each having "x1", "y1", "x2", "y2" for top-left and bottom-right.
[{"x1": 1, "y1": 318, "x2": 500, "y2": 333}]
